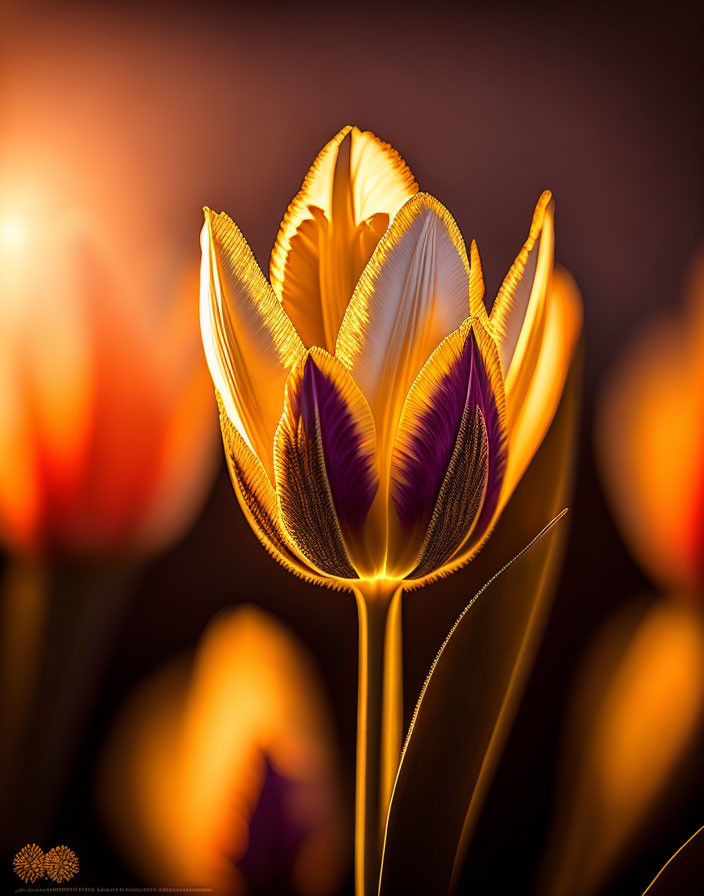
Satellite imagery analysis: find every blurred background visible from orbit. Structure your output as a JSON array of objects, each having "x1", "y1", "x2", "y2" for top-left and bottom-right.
[{"x1": 1, "y1": 0, "x2": 703, "y2": 893}]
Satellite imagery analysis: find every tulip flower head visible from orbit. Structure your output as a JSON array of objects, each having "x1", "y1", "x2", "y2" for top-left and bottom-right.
[{"x1": 201, "y1": 125, "x2": 581, "y2": 589}]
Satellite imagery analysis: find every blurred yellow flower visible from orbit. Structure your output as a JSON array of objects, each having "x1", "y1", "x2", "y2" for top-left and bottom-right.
[
  {"x1": 0, "y1": 209, "x2": 217, "y2": 557},
  {"x1": 200, "y1": 124, "x2": 581, "y2": 589},
  {"x1": 99, "y1": 605, "x2": 348, "y2": 896},
  {"x1": 541, "y1": 598, "x2": 704, "y2": 896}
]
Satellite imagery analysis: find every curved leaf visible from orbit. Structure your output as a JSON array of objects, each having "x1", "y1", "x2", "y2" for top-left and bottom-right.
[
  {"x1": 644, "y1": 825, "x2": 704, "y2": 896},
  {"x1": 379, "y1": 343, "x2": 582, "y2": 896}
]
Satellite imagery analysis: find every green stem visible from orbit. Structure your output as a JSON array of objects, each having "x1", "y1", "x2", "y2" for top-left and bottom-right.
[{"x1": 353, "y1": 580, "x2": 404, "y2": 896}]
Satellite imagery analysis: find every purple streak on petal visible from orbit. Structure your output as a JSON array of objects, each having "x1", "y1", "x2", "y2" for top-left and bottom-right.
[
  {"x1": 468, "y1": 336, "x2": 506, "y2": 540},
  {"x1": 299, "y1": 355, "x2": 377, "y2": 531},
  {"x1": 393, "y1": 330, "x2": 506, "y2": 531},
  {"x1": 392, "y1": 340, "x2": 472, "y2": 529}
]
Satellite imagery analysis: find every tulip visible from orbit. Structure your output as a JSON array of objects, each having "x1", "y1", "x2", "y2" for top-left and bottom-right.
[
  {"x1": 0, "y1": 199, "x2": 218, "y2": 849},
  {"x1": 0, "y1": 210, "x2": 217, "y2": 557},
  {"x1": 200, "y1": 125, "x2": 581, "y2": 894},
  {"x1": 597, "y1": 252, "x2": 704, "y2": 592},
  {"x1": 100, "y1": 605, "x2": 347, "y2": 896}
]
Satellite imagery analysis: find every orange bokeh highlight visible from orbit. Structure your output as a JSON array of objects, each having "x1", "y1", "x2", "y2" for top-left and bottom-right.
[
  {"x1": 542, "y1": 248, "x2": 704, "y2": 896},
  {"x1": 542, "y1": 599, "x2": 704, "y2": 896},
  {"x1": 597, "y1": 252, "x2": 704, "y2": 592}
]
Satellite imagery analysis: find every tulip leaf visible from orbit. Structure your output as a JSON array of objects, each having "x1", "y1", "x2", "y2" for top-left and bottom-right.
[
  {"x1": 643, "y1": 825, "x2": 704, "y2": 896},
  {"x1": 379, "y1": 346, "x2": 581, "y2": 896}
]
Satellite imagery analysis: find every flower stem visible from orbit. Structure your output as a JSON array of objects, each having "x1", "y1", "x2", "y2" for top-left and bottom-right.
[
  {"x1": 0, "y1": 559, "x2": 47, "y2": 814},
  {"x1": 0, "y1": 557, "x2": 132, "y2": 849},
  {"x1": 353, "y1": 580, "x2": 404, "y2": 896}
]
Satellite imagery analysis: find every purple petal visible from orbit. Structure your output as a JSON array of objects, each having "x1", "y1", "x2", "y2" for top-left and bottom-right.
[
  {"x1": 299, "y1": 355, "x2": 377, "y2": 532},
  {"x1": 392, "y1": 329, "x2": 505, "y2": 535}
]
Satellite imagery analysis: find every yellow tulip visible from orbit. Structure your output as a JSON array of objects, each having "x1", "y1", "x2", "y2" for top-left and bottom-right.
[
  {"x1": 201, "y1": 125, "x2": 580, "y2": 589},
  {"x1": 100, "y1": 606, "x2": 347, "y2": 896},
  {"x1": 200, "y1": 124, "x2": 582, "y2": 894}
]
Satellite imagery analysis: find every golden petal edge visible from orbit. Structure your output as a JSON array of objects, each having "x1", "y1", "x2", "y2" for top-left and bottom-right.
[
  {"x1": 335, "y1": 192, "x2": 472, "y2": 485},
  {"x1": 269, "y1": 126, "x2": 419, "y2": 351},
  {"x1": 217, "y1": 393, "x2": 336, "y2": 589},
  {"x1": 403, "y1": 318, "x2": 507, "y2": 587},
  {"x1": 469, "y1": 240, "x2": 489, "y2": 326},
  {"x1": 269, "y1": 125, "x2": 354, "y2": 302},
  {"x1": 200, "y1": 210, "x2": 304, "y2": 479},
  {"x1": 489, "y1": 191, "x2": 554, "y2": 379}
]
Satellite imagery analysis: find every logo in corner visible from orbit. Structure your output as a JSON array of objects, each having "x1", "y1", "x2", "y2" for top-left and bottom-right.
[{"x1": 13, "y1": 843, "x2": 79, "y2": 884}]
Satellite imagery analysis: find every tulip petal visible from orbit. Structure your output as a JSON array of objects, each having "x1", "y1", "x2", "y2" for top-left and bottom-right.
[
  {"x1": 200, "y1": 209, "x2": 304, "y2": 480},
  {"x1": 502, "y1": 265, "x2": 582, "y2": 505},
  {"x1": 336, "y1": 193, "x2": 471, "y2": 477},
  {"x1": 218, "y1": 397, "x2": 330, "y2": 588},
  {"x1": 380, "y1": 351, "x2": 580, "y2": 896},
  {"x1": 389, "y1": 319, "x2": 506, "y2": 578},
  {"x1": 137, "y1": 267, "x2": 219, "y2": 551},
  {"x1": 469, "y1": 239, "x2": 489, "y2": 325},
  {"x1": 274, "y1": 349, "x2": 379, "y2": 578},
  {"x1": 489, "y1": 191, "x2": 554, "y2": 381},
  {"x1": 270, "y1": 125, "x2": 418, "y2": 352}
]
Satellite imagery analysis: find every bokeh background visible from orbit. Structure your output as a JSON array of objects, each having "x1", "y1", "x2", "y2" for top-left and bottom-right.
[{"x1": 1, "y1": 0, "x2": 703, "y2": 893}]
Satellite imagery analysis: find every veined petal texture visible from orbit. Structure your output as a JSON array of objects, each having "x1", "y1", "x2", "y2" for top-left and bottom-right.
[
  {"x1": 336, "y1": 193, "x2": 471, "y2": 479},
  {"x1": 200, "y1": 209, "x2": 304, "y2": 480},
  {"x1": 390, "y1": 319, "x2": 506, "y2": 578},
  {"x1": 270, "y1": 125, "x2": 418, "y2": 352},
  {"x1": 274, "y1": 349, "x2": 379, "y2": 578}
]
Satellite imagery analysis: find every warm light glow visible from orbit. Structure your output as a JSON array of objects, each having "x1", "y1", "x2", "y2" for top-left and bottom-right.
[
  {"x1": 543, "y1": 599, "x2": 704, "y2": 896},
  {"x1": 0, "y1": 199, "x2": 218, "y2": 556},
  {"x1": 0, "y1": 216, "x2": 27, "y2": 250},
  {"x1": 597, "y1": 251, "x2": 704, "y2": 591}
]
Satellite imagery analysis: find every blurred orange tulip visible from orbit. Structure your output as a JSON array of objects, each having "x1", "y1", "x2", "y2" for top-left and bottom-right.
[
  {"x1": 597, "y1": 252, "x2": 704, "y2": 593},
  {"x1": 0, "y1": 207, "x2": 217, "y2": 557},
  {"x1": 541, "y1": 250, "x2": 704, "y2": 896},
  {"x1": 100, "y1": 605, "x2": 348, "y2": 896}
]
